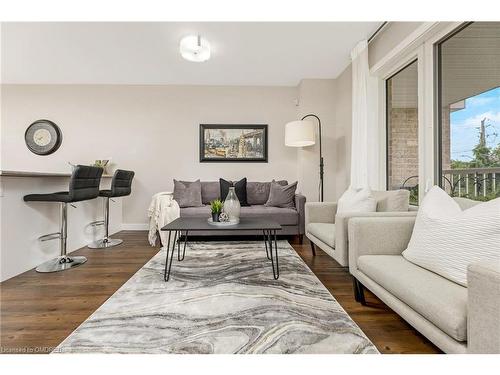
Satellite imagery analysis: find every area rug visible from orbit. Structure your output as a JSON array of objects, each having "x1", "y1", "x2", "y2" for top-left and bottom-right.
[{"x1": 54, "y1": 241, "x2": 378, "y2": 354}]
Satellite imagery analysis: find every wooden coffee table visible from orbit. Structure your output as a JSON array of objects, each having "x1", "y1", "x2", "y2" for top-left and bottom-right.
[{"x1": 160, "y1": 217, "x2": 282, "y2": 281}]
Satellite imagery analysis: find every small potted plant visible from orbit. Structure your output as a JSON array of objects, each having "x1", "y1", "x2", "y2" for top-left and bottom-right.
[{"x1": 210, "y1": 199, "x2": 223, "y2": 222}]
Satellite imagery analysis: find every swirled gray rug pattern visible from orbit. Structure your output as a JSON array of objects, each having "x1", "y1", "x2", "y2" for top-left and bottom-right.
[{"x1": 55, "y1": 241, "x2": 378, "y2": 354}]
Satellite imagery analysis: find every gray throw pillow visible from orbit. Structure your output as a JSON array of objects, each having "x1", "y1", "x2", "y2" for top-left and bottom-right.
[
  {"x1": 373, "y1": 189, "x2": 410, "y2": 212},
  {"x1": 173, "y1": 179, "x2": 203, "y2": 208},
  {"x1": 247, "y1": 180, "x2": 288, "y2": 205},
  {"x1": 264, "y1": 180, "x2": 297, "y2": 208}
]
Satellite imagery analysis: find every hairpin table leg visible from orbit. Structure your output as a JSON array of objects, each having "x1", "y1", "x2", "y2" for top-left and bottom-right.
[
  {"x1": 263, "y1": 230, "x2": 271, "y2": 260},
  {"x1": 164, "y1": 230, "x2": 177, "y2": 282},
  {"x1": 268, "y1": 230, "x2": 280, "y2": 280},
  {"x1": 178, "y1": 230, "x2": 188, "y2": 261}
]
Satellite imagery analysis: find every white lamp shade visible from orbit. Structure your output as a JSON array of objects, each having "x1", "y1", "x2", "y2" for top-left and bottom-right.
[{"x1": 285, "y1": 120, "x2": 316, "y2": 147}]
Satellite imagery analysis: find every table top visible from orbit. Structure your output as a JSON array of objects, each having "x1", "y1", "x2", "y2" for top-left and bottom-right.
[
  {"x1": 0, "y1": 170, "x2": 113, "y2": 178},
  {"x1": 161, "y1": 217, "x2": 282, "y2": 231}
]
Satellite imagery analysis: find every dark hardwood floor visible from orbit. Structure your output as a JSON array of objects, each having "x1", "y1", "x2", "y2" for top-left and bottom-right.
[
  {"x1": 0, "y1": 231, "x2": 440, "y2": 354},
  {"x1": 293, "y1": 240, "x2": 440, "y2": 354}
]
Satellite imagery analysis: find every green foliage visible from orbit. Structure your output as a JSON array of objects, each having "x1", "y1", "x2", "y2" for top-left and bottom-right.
[
  {"x1": 409, "y1": 185, "x2": 419, "y2": 206},
  {"x1": 493, "y1": 145, "x2": 500, "y2": 162},
  {"x1": 92, "y1": 160, "x2": 109, "y2": 169},
  {"x1": 450, "y1": 120, "x2": 500, "y2": 169},
  {"x1": 451, "y1": 189, "x2": 500, "y2": 201},
  {"x1": 210, "y1": 199, "x2": 223, "y2": 214},
  {"x1": 451, "y1": 145, "x2": 500, "y2": 169},
  {"x1": 448, "y1": 119, "x2": 499, "y2": 202},
  {"x1": 472, "y1": 143, "x2": 497, "y2": 167},
  {"x1": 450, "y1": 159, "x2": 472, "y2": 169}
]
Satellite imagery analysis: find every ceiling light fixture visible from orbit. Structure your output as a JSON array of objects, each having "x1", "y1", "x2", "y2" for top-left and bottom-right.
[{"x1": 179, "y1": 35, "x2": 211, "y2": 62}]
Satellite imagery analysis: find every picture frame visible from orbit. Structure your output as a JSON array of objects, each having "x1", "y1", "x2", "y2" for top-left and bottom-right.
[{"x1": 199, "y1": 124, "x2": 268, "y2": 163}]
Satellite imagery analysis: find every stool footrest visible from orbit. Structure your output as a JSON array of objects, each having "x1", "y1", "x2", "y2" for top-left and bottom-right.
[
  {"x1": 89, "y1": 220, "x2": 105, "y2": 227},
  {"x1": 38, "y1": 232, "x2": 61, "y2": 241}
]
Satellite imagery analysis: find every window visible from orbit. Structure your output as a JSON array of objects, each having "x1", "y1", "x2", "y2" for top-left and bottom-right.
[
  {"x1": 438, "y1": 22, "x2": 500, "y2": 201},
  {"x1": 386, "y1": 60, "x2": 419, "y2": 204}
]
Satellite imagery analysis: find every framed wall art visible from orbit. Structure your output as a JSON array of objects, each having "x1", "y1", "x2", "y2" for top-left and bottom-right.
[{"x1": 199, "y1": 124, "x2": 268, "y2": 163}]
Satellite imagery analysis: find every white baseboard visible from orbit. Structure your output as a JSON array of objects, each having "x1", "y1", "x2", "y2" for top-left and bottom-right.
[{"x1": 122, "y1": 223, "x2": 149, "y2": 231}]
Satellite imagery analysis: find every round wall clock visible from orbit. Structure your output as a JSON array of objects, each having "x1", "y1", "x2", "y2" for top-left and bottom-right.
[{"x1": 25, "y1": 119, "x2": 63, "y2": 155}]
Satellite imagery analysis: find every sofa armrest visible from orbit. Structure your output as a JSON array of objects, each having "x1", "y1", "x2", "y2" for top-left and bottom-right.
[
  {"x1": 305, "y1": 202, "x2": 337, "y2": 226},
  {"x1": 336, "y1": 211, "x2": 417, "y2": 267},
  {"x1": 348, "y1": 216, "x2": 416, "y2": 274},
  {"x1": 294, "y1": 194, "x2": 306, "y2": 235},
  {"x1": 467, "y1": 260, "x2": 500, "y2": 353}
]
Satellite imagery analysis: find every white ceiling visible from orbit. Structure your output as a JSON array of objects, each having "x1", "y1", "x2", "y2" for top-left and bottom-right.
[{"x1": 1, "y1": 22, "x2": 381, "y2": 86}]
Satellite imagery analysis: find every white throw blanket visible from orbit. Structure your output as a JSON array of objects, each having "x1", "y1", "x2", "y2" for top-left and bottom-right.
[{"x1": 147, "y1": 192, "x2": 180, "y2": 246}]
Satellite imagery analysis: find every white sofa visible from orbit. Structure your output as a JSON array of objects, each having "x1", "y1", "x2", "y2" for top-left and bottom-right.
[
  {"x1": 348, "y1": 211, "x2": 500, "y2": 353},
  {"x1": 304, "y1": 190, "x2": 417, "y2": 266}
]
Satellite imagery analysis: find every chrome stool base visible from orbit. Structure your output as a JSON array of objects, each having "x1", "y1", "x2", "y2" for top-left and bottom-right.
[
  {"x1": 36, "y1": 255, "x2": 87, "y2": 273},
  {"x1": 88, "y1": 238, "x2": 123, "y2": 249}
]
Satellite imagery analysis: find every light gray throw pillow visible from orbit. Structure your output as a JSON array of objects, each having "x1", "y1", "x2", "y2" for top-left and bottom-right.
[
  {"x1": 173, "y1": 179, "x2": 203, "y2": 208},
  {"x1": 264, "y1": 180, "x2": 297, "y2": 209},
  {"x1": 373, "y1": 189, "x2": 410, "y2": 212}
]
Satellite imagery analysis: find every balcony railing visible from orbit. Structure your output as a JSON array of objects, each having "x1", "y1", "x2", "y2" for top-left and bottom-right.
[
  {"x1": 400, "y1": 167, "x2": 500, "y2": 202},
  {"x1": 442, "y1": 167, "x2": 500, "y2": 200}
]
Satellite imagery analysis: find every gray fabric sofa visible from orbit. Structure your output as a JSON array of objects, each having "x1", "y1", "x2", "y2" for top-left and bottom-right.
[
  {"x1": 178, "y1": 181, "x2": 306, "y2": 237},
  {"x1": 305, "y1": 190, "x2": 417, "y2": 266},
  {"x1": 348, "y1": 205, "x2": 500, "y2": 353}
]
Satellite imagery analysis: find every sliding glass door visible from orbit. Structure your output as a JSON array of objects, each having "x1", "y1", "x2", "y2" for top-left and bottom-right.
[
  {"x1": 437, "y1": 22, "x2": 500, "y2": 201},
  {"x1": 386, "y1": 60, "x2": 419, "y2": 204}
]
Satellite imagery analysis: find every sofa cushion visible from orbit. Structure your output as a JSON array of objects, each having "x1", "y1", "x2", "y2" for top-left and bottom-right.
[
  {"x1": 306, "y1": 223, "x2": 335, "y2": 248},
  {"x1": 241, "y1": 205, "x2": 298, "y2": 225},
  {"x1": 357, "y1": 255, "x2": 467, "y2": 341},
  {"x1": 454, "y1": 197, "x2": 481, "y2": 210},
  {"x1": 402, "y1": 186, "x2": 500, "y2": 287},
  {"x1": 180, "y1": 205, "x2": 298, "y2": 226},
  {"x1": 201, "y1": 181, "x2": 220, "y2": 204},
  {"x1": 372, "y1": 190, "x2": 410, "y2": 212},
  {"x1": 265, "y1": 180, "x2": 297, "y2": 208},
  {"x1": 246, "y1": 180, "x2": 288, "y2": 205},
  {"x1": 220, "y1": 178, "x2": 249, "y2": 206},
  {"x1": 173, "y1": 179, "x2": 203, "y2": 208},
  {"x1": 337, "y1": 187, "x2": 376, "y2": 214},
  {"x1": 201, "y1": 179, "x2": 299, "y2": 207},
  {"x1": 180, "y1": 205, "x2": 211, "y2": 218}
]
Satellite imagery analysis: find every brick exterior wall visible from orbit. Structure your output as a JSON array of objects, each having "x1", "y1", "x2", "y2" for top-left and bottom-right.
[
  {"x1": 386, "y1": 76, "x2": 451, "y2": 191},
  {"x1": 387, "y1": 107, "x2": 419, "y2": 190}
]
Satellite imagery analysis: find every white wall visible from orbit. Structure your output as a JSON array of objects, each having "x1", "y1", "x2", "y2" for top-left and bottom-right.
[
  {"x1": 296, "y1": 79, "x2": 337, "y2": 201},
  {"x1": 334, "y1": 65, "x2": 352, "y2": 198},
  {"x1": 0, "y1": 175, "x2": 121, "y2": 281},
  {"x1": 1, "y1": 84, "x2": 299, "y2": 226},
  {"x1": 368, "y1": 22, "x2": 425, "y2": 68}
]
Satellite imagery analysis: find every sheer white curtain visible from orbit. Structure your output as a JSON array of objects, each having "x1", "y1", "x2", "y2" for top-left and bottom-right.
[
  {"x1": 337, "y1": 40, "x2": 379, "y2": 210},
  {"x1": 349, "y1": 40, "x2": 379, "y2": 190}
]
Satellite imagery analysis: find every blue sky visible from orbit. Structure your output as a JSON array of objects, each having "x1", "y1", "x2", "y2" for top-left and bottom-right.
[{"x1": 450, "y1": 86, "x2": 500, "y2": 161}]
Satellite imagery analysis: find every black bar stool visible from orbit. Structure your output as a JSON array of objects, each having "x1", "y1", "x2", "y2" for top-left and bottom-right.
[
  {"x1": 88, "y1": 169, "x2": 134, "y2": 249},
  {"x1": 24, "y1": 165, "x2": 103, "y2": 273}
]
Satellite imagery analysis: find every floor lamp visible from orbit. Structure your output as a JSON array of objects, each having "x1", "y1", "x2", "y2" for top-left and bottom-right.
[{"x1": 285, "y1": 114, "x2": 324, "y2": 202}]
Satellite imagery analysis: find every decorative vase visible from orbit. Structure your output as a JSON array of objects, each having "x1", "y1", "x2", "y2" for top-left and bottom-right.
[
  {"x1": 223, "y1": 187, "x2": 241, "y2": 222},
  {"x1": 211, "y1": 212, "x2": 220, "y2": 222}
]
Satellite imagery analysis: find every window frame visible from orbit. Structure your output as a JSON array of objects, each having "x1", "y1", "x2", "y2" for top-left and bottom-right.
[
  {"x1": 370, "y1": 22, "x2": 466, "y2": 204},
  {"x1": 385, "y1": 58, "x2": 419, "y2": 191},
  {"x1": 435, "y1": 22, "x2": 475, "y2": 189}
]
